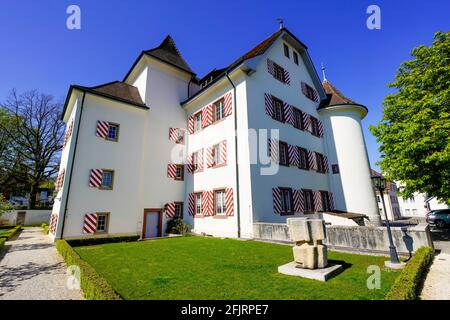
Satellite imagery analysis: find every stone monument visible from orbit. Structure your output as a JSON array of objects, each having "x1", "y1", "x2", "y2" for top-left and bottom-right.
[{"x1": 278, "y1": 217, "x2": 343, "y2": 281}]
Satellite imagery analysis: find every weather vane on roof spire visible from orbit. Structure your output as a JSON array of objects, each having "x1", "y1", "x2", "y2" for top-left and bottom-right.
[
  {"x1": 321, "y1": 63, "x2": 327, "y2": 82},
  {"x1": 277, "y1": 18, "x2": 284, "y2": 30}
]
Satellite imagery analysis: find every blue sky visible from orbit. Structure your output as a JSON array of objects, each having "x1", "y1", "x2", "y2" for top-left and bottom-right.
[{"x1": 1, "y1": 0, "x2": 449, "y2": 170}]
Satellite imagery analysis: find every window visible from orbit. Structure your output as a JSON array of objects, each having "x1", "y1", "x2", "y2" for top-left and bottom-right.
[
  {"x1": 377, "y1": 196, "x2": 381, "y2": 203},
  {"x1": 412, "y1": 209, "x2": 418, "y2": 216},
  {"x1": 272, "y1": 97, "x2": 284, "y2": 122},
  {"x1": 293, "y1": 51, "x2": 299, "y2": 65},
  {"x1": 96, "y1": 213, "x2": 109, "y2": 233},
  {"x1": 211, "y1": 144, "x2": 221, "y2": 166},
  {"x1": 101, "y1": 170, "x2": 114, "y2": 189},
  {"x1": 107, "y1": 123, "x2": 119, "y2": 142},
  {"x1": 293, "y1": 108, "x2": 304, "y2": 130},
  {"x1": 174, "y1": 202, "x2": 183, "y2": 218},
  {"x1": 175, "y1": 165, "x2": 184, "y2": 181},
  {"x1": 194, "y1": 112, "x2": 202, "y2": 132},
  {"x1": 280, "y1": 188, "x2": 294, "y2": 215},
  {"x1": 316, "y1": 153, "x2": 326, "y2": 173},
  {"x1": 192, "y1": 152, "x2": 199, "y2": 172},
  {"x1": 332, "y1": 164, "x2": 340, "y2": 174},
  {"x1": 283, "y1": 44, "x2": 290, "y2": 58},
  {"x1": 195, "y1": 193, "x2": 203, "y2": 215},
  {"x1": 310, "y1": 116, "x2": 320, "y2": 136},
  {"x1": 279, "y1": 141, "x2": 289, "y2": 166},
  {"x1": 303, "y1": 82, "x2": 317, "y2": 102},
  {"x1": 273, "y1": 63, "x2": 285, "y2": 83},
  {"x1": 303, "y1": 190, "x2": 314, "y2": 212},
  {"x1": 298, "y1": 147, "x2": 309, "y2": 170},
  {"x1": 176, "y1": 129, "x2": 185, "y2": 144},
  {"x1": 214, "y1": 190, "x2": 226, "y2": 215},
  {"x1": 213, "y1": 99, "x2": 225, "y2": 122},
  {"x1": 321, "y1": 191, "x2": 331, "y2": 212}
]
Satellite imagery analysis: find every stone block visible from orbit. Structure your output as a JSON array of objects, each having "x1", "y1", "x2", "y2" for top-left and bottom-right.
[{"x1": 287, "y1": 218, "x2": 310, "y2": 242}]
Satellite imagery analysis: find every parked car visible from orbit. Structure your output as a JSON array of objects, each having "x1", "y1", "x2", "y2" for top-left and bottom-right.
[{"x1": 426, "y1": 209, "x2": 450, "y2": 228}]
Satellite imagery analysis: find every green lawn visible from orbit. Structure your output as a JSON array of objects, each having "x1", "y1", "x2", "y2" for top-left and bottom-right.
[{"x1": 74, "y1": 236, "x2": 400, "y2": 300}]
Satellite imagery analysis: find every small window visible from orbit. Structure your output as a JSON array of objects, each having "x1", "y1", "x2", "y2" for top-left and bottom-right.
[
  {"x1": 195, "y1": 193, "x2": 203, "y2": 215},
  {"x1": 283, "y1": 44, "x2": 290, "y2": 58},
  {"x1": 176, "y1": 129, "x2": 185, "y2": 144},
  {"x1": 273, "y1": 63, "x2": 285, "y2": 83},
  {"x1": 303, "y1": 83, "x2": 317, "y2": 102},
  {"x1": 316, "y1": 153, "x2": 326, "y2": 173},
  {"x1": 174, "y1": 202, "x2": 183, "y2": 218},
  {"x1": 107, "y1": 123, "x2": 119, "y2": 141},
  {"x1": 194, "y1": 112, "x2": 202, "y2": 132},
  {"x1": 298, "y1": 147, "x2": 309, "y2": 170},
  {"x1": 321, "y1": 191, "x2": 331, "y2": 212},
  {"x1": 101, "y1": 170, "x2": 114, "y2": 189},
  {"x1": 280, "y1": 188, "x2": 294, "y2": 215},
  {"x1": 272, "y1": 97, "x2": 284, "y2": 122},
  {"x1": 96, "y1": 213, "x2": 109, "y2": 233},
  {"x1": 192, "y1": 152, "x2": 199, "y2": 172},
  {"x1": 293, "y1": 108, "x2": 304, "y2": 130},
  {"x1": 377, "y1": 196, "x2": 381, "y2": 203},
  {"x1": 213, "y1": 99, "x2": 225, "y2": 122},
  {"x1": 293, "y1": 51, "x2": 299, "y2": 65},
  {"x1": 303, "y1": 190, "x2": 314, "y2": 212},
  {"x1": 332, "y1": 164, "x2": 340, "y2": 174},
  {"x1": 212, "y1": 144, "x2": 221, "y2": 166},
  {"x1": 214, "y1": 189, "x2": 226, "y2": 215},
  {"x1": 279, "y1": 141, "x2": 289, "y2": 166},
  {"x1": 310, "y1": 116, "x2": 320, "y2": 136},
  {"x1": 175, "y1": 165, "x2": 184, "y2": 181}
]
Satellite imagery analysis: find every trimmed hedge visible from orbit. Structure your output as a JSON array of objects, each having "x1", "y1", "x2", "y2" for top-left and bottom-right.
[
  {"x1": 0, "y1": 238, "x2": 5, "y2": 252},
  {"x1": 385, "y1": 246, "x2": 434, "y2": 300},
  {"x1": 41, "y1": 223, "x2": 49, "y2": 235},
  {"x1": 0, "y1": 225, "x2": 22, "y2": 240},
  {"x1": 66, "y1": 235, "x2": 140, "y2": 247},
  {"x1": 55, "y1": 240, "x2": 122, "y2": 300}
]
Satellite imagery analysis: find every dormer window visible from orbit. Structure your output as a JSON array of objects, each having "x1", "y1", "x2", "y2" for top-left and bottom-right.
[
  {"x1": 293, "y1": 52, "x2": 299, "y2": 65},
  {"x1": 284, "y1": 44, "x2": 290, "y2": 58}
]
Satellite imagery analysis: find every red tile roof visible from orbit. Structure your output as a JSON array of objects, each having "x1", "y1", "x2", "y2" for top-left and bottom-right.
[{"x1": 322, "y1": 80, "x2": 357, "y2": 105}]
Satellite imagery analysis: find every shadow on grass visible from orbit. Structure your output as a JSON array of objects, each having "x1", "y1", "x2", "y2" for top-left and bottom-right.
[{"x1": 328, "y1": 259, "x2": 353, "y2": 272}]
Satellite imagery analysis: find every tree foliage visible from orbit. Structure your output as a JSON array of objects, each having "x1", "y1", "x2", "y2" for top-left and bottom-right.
[
  {"x1": 370, "y1": 32, "x2": 450, "y2": 203},
  {"x1": 0, "y1": 90, "x2": 64, "y2": 208}
]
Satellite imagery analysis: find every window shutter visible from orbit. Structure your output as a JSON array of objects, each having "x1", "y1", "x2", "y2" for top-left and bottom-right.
[
  {"x1": 82, "y1": 213, "x2": 98, "y2": 234},
  {"x1": 188, "y1": 193, "x2": 195, "y2": 216},
  {"x1": 89, "y1": 169, "x2": 103, "y2": 188},
  {"x1": 318, "y1": 120, "x2": 324, "y2": 137},
  {"x1": 186, "y1": 154, "x2": 193, "y2": 173},
  {"x1": 225, "y1": 188, "x2": 234, "y2": 216},
  {"x1": 293, "y1": 189, "x2": 304, "y2": 213},
  {"x1": 314, "y1": 191, "x2": 323, "y2": 212},
  {"x1": 49, "y1": 214, "x2": 58, "y2": 234},
  {"x1": 165, "y1": 203, "x2": 176, "y2": 218},
  {"x1": 197, "y1": 148, "x2": 204, "y2": 171},
  {"x1": 307, "y1": 151, "x2": 317, "y2": 171},
  {"x1": 283, "y1": 69, "x2": 291, "y2": 85},
  {"x1": 302, "y1": 113, "x2": 311, "y2": 132},
  {"x1": 264, "y1": 93, "x2": 274, "y2": 117},
  {"x1": 202, "y1": 105, "x2": 213, "y2": 128},
  {"x1": 284, "y1": 103, "x2": 294, "y2": 125},
  {"x1": 169, "y1": 128, "x2": 178, "y2": 142},
  {"x1": 267, "y1": 59, "x2": 275, "y2": 76},
  {"x1": 224, "y1": 92, "x2": 233, "y2": 117},
  {"x1": 206, "y1": 146, "x2": 214, "y2": 168},
  {"x1": 63, "y1": 120, "x2": 74, "y2": 148},
  {"x1": 288, "y1": 144, "x2": 299, "y2": 167},
  {"x1": 188, "y1": 116, "x2": 194, "y2": 134},
  {"x1": 269, "y1": 138, "x2": 279, "y2": 163},
  {"x1": 204, "y1": 191, "x2": 213, "y2": 216},
  {"x1": 220, "y1": 140, "x2": 227, "y2": 165},
  {"x1": 328, "y1": 192, "x2": 334, "y2": 210},
  {"x1": 96, "y1": 120, "x2": 109, "y2": 138},
  {"x1": 324, "y1": 155, "x2": 329, "y2": 173},
  {"x1": 272, "y1": 187, "x2": 282, "y2": 214},
  {"x1": 167, "y1": 164, "x2": 177, "y2": 178}
]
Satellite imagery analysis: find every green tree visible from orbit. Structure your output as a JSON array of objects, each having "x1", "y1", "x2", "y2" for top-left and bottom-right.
[
  {"x1": 0, "y1": 194, "x2": 13, "y2": 217},
  {"x1": 370, "y1": 31, "x2": 450, "y2": 203}
]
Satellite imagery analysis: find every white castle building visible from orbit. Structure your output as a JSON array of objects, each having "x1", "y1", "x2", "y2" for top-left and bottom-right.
[{"x1": 50, "y1": 27, "x2": 380, "y2": 240}]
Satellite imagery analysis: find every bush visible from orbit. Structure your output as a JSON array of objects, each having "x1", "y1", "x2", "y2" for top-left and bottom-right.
[
  {"x1": 166, "y1": 217, "x2": 191, "y2": 235},
  {"x1": 0, "y1": 238, "x2": 5, "y2": 252},
  {"x1": 385, "y1": 246, "x2": 434, "y2": 300},
  {"x1": 55, "y1": 240, "x2": 122, "y2": 300},
  {"x1": 41, "y1": 223, "x2": 49, "y2": 234},
  {"x1": 0, "y1": 225, "x2": 22, "y2": 240},
  {"x1": 66, "y1": 235, "x2": 140, "y2": 247}
]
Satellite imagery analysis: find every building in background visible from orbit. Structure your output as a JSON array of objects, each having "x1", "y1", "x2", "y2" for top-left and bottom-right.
[
  {"x1": 371, "y1": 169, "x2": 401, "y2": 221},
  {"x1": 396, "y1": 185, "x2": 449, "y2": 218},
  {"x1": 49, "y1": 27, "x2": 380, "y2": 240}
]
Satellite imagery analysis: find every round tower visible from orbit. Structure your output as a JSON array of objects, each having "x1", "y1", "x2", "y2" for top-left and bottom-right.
[{"x1": 319, "y1": 80, "x2": 381, "y2": 226}]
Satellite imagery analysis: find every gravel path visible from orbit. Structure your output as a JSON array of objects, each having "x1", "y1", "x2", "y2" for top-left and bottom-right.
[
  {"x1": 420, "y1": 252, "x2": 450, "y2": 300},
  {"x1": 0, "y1": 227, "x2": 83, "y2": 300}
]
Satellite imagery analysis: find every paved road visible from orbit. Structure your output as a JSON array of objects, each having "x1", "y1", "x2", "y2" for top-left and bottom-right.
[
  {"x1": 420, "y1": 228, "x2": 450, "y2": 300},
  {"x1": 0, "y1": 227, "x2": 83, "y2": 300}
]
